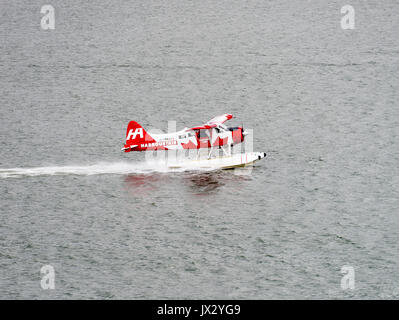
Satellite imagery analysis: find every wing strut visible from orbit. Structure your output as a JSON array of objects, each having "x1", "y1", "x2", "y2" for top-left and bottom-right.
[{"x1": 221, "y1": 144, "x2": 231, "y2": 157}]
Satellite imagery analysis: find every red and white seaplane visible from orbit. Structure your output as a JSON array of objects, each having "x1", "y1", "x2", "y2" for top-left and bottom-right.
[{"x1": 122, "y1": 114, "x2": 266, "y2": 169}]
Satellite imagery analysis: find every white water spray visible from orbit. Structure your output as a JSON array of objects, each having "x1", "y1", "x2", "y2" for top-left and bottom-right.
[{"x1": 0, "y1": 160, "x2": 210, "y2": 178}]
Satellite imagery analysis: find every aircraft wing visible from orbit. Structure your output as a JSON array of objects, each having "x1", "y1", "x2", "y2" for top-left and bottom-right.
[
  {"x1": 186, "y1": 114, "x2": 233, "y2": 131},
  {"x1": 207, "y1": 114, "x2": 233, "y2": 126}
]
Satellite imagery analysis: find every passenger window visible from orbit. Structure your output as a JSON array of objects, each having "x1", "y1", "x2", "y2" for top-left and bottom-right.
[{"x1": 179, "y1": 135, "x2": 186, "y2": 139}]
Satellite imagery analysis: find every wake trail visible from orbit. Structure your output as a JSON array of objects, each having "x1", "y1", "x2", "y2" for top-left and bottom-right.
[{"x1": 0, "y1": 161, "x2": 200, "y2": 178}]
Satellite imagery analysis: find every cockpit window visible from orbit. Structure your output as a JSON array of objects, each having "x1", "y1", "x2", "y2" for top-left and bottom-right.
[
  {"x1": 199, "y1": 129, "x2": 208, "y2": 138},
  {"x1": 179, "y1": 134, "x2": 186, "y2": 139}
]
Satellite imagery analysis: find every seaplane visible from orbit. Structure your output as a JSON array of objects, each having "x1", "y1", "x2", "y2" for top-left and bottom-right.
[{"x1": 122, "y1": 114, "x2": 266, "y2": 170}]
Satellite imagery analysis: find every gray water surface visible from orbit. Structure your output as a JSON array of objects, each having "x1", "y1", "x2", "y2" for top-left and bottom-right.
[{"x1": 1, "y1": 0, "x2": 399, "y2": 299}]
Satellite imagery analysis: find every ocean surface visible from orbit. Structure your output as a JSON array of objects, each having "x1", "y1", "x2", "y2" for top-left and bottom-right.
[{"x1": 1, "y1": 0, "x2": 398, "y2": 299}]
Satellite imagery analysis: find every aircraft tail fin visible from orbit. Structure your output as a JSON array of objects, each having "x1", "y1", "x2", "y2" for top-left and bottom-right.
[{"x1": 122, "y1": 121, "x2": 155, "y2": 152}]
